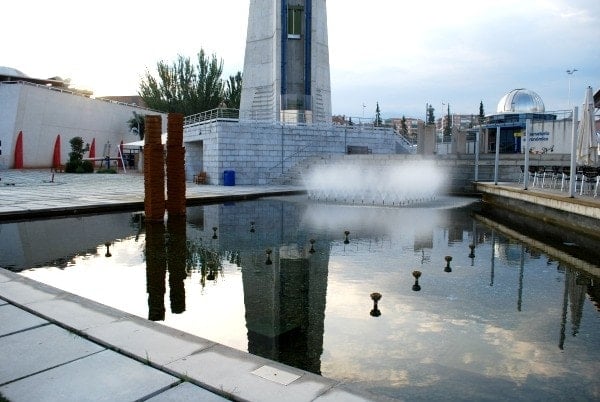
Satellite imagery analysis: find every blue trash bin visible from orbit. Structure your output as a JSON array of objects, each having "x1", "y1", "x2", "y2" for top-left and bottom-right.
[{"x1": 223, "y1": 170, "x2": 235, "y2": 186}]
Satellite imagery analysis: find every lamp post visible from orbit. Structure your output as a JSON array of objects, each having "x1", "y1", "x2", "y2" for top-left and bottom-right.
[{"x1": 566, "y1": 68, "x2": 578, "y2": 108}]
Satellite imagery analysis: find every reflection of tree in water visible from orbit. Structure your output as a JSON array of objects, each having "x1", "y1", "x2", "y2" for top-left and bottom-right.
[{"x1": 144, "y1": 217, "x2": 238, "y2": 321}]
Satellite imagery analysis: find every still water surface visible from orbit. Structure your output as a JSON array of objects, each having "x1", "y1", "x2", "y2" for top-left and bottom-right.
[{"x1": 1, "y1": 196, "x2": 598, "y2": 400}]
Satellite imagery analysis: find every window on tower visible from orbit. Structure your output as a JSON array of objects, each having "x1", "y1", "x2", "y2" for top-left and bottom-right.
[{"x1": 287, "y1": 6, "x2": 303, "y2": 39}]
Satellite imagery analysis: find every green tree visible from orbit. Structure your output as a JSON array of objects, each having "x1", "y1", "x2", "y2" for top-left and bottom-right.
[
  {"x1": 127, "y1": 111, "x2": 145, "y2": 140},
  {"x1": 478, "y1": 101, "x2": 485, "y2": 125},
  {"x1": 443, "y1": 104, "x2": 452, "y2": 138},
  {"x1": 375, "y1": 102, "x2": 383, "y2": 126},
  {"x1": 66, "y1": 136, "x2": 93, "y2": 173},
  {"x1": 400, "y1": 115, "x2": 409, "y2": 136},
  {"x1": 224, "y1": 71, "x2": 243, "y2": 109},
  {"x1": 426, "y1": 104, "x2": 435, "y2": 125},
  {"x1": 139, "y1": 49, "x2": 225, "y2": 115}
]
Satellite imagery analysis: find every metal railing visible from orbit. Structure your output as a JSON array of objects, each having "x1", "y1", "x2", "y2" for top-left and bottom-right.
[{"x1": 184, "y1": 108, "x2": 240, "y2": 126}]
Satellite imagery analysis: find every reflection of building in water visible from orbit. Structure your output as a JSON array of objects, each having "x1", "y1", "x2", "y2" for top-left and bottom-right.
[
  {"x1": 0, "y1": 212, "x2": 141, "y2": 271},
  {"x1": 242, "y1": 244, "x2": 329, "y2": 374}
]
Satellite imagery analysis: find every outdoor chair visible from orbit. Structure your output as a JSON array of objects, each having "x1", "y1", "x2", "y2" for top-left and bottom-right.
[
  {"x1": 194, "y1": 172, "x2": 208, "y2": 184},
  {"x1": 560, "y1": 167, "x2": 571, "y2": 192},
  {"x1": 580, "y1": 166, "x2": 599, "y2": 196},
  {"x1": 528, "y1": 166, "x2": 538, "y2": 187},
  {"x1": 549, "y1": 166, "x2": 561, "y2": 189}
]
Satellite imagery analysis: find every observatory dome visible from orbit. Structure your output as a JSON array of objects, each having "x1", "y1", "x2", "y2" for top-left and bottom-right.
[{"x1": 496, "y1": 88, "x2": 545, "y2": 114}]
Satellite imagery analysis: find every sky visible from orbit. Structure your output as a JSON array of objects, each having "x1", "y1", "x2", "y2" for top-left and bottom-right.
[{"x1": 2, "y1": 0, "x2": 599, "y2": 120}]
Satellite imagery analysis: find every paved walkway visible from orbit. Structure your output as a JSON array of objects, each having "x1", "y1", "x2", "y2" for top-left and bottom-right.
[
  {"x1": 0, "y1": 169, "x2": 304, "y2": 219},
  {"x1": 0, "y1": 170, "x2": 371, "y2": 402}
]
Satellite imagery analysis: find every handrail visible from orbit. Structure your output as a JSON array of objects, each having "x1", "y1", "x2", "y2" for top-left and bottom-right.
[{"x1": 184, "y1": 108, "x2": 240, "y2": 125}]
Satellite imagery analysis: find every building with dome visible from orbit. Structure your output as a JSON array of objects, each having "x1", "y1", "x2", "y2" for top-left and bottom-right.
[{"x1": 483, "y1": 88, "x2": 559, "y2": 154}]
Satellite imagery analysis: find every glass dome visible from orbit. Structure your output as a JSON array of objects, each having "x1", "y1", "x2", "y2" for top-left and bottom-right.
[{"x1": 496, "y1": 88, "x2": 545, "y2": 114}]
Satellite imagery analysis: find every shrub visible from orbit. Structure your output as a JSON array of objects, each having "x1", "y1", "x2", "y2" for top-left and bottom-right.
[{"x1": 82, "y1": 160, "x2": 94, "y2": 173}]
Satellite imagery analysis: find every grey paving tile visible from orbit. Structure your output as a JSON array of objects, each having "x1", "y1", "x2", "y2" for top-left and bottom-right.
[
  {"x1": 147, "y1": 382, "x2": 229, "y2": 401},
  {"x1": 85, "y1": 319, "x2": 214, "y2": 367},
  {"x1": 26, "y1": 295, "x2": 127, "y2": 331},
  {"x1": 166, "y1": 344, "x2": 335, "y2": 402},
  {"x1": 0, "y1": 304, "x2": 48, "y2": 336},
  {"x1": 314, "y1": 389, "x2": 376, "y2": 402},
  {"x1": 0, "y1": 276, "x2": 59, "y2": 305},
  {"x1": 0, "y1": 324, "x2": 104, "y2": 385},
  {"x1": 0, "y1": 349, "x2": 179, "y2": 402},
  {"x1": 0, "y1": 270, "x2": 13, "y2": 282}
]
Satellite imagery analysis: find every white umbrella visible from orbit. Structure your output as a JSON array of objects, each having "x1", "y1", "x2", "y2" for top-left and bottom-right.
[
  {"x1": 576, "y1": 86, "x2": 595, "y2": 166},
  {"x1": 123, "y1": 133, "x2": 167, "y2": 147}
]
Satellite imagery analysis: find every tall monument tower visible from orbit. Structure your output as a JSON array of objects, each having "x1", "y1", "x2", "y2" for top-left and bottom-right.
[{"x1": 239, "y1": 0, "x2": 332, "y2": 123}]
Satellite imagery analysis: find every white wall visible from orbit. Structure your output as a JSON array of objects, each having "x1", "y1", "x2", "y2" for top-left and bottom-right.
[
  {"x1": 184, "y1": 121, "x2": 398, "y2": 185},
  {"x1": 0, "y1": 82, "x2": 166, "y2": 169}
]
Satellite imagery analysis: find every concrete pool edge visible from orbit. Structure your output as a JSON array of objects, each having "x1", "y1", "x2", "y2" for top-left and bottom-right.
[{"x1": 0, "y1": 269, "x2": 375, "y2": 402}]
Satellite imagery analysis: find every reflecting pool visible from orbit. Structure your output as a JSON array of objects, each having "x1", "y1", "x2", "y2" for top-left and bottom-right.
[{"x1": 1, "y1": 196, "x2": 598, "y2": 401}]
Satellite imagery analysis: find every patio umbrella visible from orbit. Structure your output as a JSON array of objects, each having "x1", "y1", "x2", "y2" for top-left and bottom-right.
[
  {"x1": 576, "y1": 86, "x2": 595, "y2": 166},
  {"x1": 14, "y1": 131, "x2": 23, "y2": 169},
  {"x1": 52, "y1": 135, "x2": 61, "y2": 168}
]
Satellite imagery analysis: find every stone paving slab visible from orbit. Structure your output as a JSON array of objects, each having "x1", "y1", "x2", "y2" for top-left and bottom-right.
[
  {"x1": 25, "y1": 295, "x2": 129, "y2": 332},
  {"x1": 0, "y1": 169, "x2": 304, "y2": 219},
  {"x1": 165, "y1": 344, "x2": 337, "y2": 402},
  {"x1": 147, "y1": 382, "x2": 229, "y2": 401},
  {"x1": 0, "y1": 349, "x2": 180, "y2": 402},
  {"x1": 0, "y1": 304, "x2": 48, "y2": 336},
  {"x1": 85, "y1": 319, "x2": 215, "y2": 367},
  {"x1": 0, "y1": 324, "x2": 104, "y2": 385}
]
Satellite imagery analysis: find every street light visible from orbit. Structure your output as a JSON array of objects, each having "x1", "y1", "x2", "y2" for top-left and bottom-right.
[{"x1": 566, "y1": 68, "x2": 578, "y2": 108}]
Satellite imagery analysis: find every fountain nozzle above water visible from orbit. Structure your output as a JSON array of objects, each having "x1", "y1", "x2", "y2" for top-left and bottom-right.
[
  {"x1": 444, "y1": 256, "x2": 453, "y2": 273},
  {"x1": 104, "y1": 242, "x2": 112, "y2": 258},
  {"x1": 370, "y1": 292, "x2": 382, "y2": 317},
  {"x1": 412, "y1": 270, "x2": 422, "y2": 291},
  {"x1": 265, "y1": 248, "x2": 273, "y2": 265}
]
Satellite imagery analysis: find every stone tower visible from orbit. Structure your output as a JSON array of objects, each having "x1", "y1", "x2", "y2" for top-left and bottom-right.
[{"x1": 239, "y1": 0, "x2": 332, "y2": 123}]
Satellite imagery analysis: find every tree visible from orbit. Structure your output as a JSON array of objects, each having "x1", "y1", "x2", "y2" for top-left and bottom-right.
[
  {"x1": 224, "y1": 71, "x2": 243, "y2": 109},
  {"x1": 426, "y1": 104, "x2": 435, "y2": 125},
  {"x1": 139, "y1": 49, "x2": 226, "y2": 116},
  {"x1": 375, "y1": 102, "x2": 383, "y2": 126},
  {"x1": 443, "y1": 104, "x2": 452, "y2": 138},
  {"x1": 478, "y1": 101, "x2": 485, "y2": 125},
  {"x1": 127, "y1": 111, "x2": 145, "y2": 140},
  {"x1": 400, "y1": 115, "x2": 409, "y2": 137},
  {"x1": 65, "y1": 136, "x2": 93, "y2": 173}
]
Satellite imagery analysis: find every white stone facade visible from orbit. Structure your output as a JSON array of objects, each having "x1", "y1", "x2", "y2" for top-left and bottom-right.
[
  {"x1": 0, "y1": 81, "x2": 165, "y2": 169},
  {"x1": 184, "y1": 121, "x2": 398, "y2": 185},
  {"x1": 240, "y1": 0, "x2": 331, "y2": 123}
]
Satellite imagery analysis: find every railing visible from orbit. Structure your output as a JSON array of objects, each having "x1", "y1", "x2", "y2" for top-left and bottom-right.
[
  {"x1": 263, "y1": 143, "x2": 328, "y2": 184},
  {"x1": 184, "y1": 108, "x2": 240, "y2": 126}
]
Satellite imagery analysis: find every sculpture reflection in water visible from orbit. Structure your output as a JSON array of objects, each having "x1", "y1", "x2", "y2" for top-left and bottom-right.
[{"x1": 145, "y1": 217, "x2": 188, "y2": 321}]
